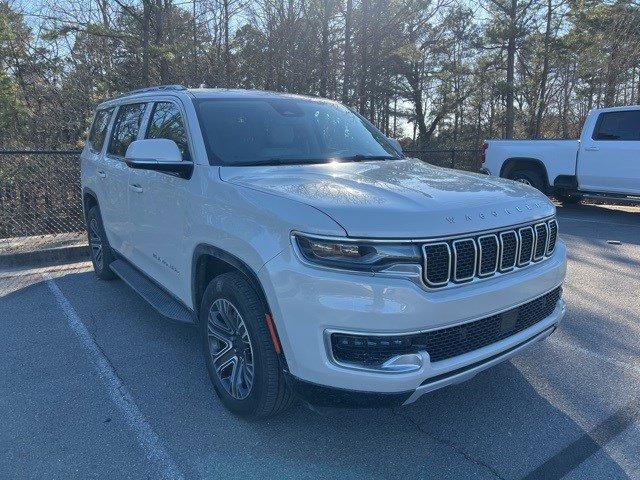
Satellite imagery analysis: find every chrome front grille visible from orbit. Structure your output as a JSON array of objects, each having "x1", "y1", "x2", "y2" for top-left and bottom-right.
[{"x1": 422, "y1": 217, "x2": 558, "y2": 289}]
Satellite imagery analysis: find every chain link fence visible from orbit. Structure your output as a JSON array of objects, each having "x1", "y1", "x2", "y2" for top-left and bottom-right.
[
  {"x1": 0, "y1": 148, "x2": 480, "y2": 276},
  {"x1": 0, "y1": 150, "x2": 87, "y2": 273}
]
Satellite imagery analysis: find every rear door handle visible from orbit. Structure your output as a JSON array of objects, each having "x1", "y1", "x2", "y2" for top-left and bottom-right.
[
  {"x1": 97, "y1": 170, "x2": 107, "y2": 179},
  {"x1": 584, "y1": 146, "x2": 599, "y2": 152},
  {"x1": 130, "y1": 184, "x2": 143, "y2": 193}
]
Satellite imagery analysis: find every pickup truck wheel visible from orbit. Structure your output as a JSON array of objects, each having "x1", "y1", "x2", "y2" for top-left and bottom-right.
[
  {"x1": 86, "y1": 205, "x2": 117, "y2": 280},
  {"x1": 200, "y1": 272, "x2": 294, "y2": 418},
  {"x1": 507, "y1": 169, "x2": 544, "y2": 192}
]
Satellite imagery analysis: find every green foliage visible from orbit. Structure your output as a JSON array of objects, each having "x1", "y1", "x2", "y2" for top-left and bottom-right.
[{"x1": 0, "y1": 0, "x2": 639, "y2": 149}]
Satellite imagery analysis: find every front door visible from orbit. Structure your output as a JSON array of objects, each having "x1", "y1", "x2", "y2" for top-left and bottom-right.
[
  {"x1": 578, "y1": 109, "x2": 640, "y2": 195},
  {"x1": 128, "y1": 100, "x2": 193, "y2": 303}
]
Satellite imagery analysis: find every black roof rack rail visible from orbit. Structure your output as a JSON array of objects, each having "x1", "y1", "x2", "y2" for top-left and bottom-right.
[{"x1": 113, "y1": 84, "x2": 187, "y2": 98}]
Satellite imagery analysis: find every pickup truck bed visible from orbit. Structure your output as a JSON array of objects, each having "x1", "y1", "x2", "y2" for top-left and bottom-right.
[{"x1": 482, "y1": 106, "x2": 640, "y2": 203}]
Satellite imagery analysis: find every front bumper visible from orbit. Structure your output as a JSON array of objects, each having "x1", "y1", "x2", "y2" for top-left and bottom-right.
[
  {"x1": 258, "y1": 240, "x2": 567, "y2": 402},
  {"x1": 286, "y1": 322, "x2": 559, "y2": 408}
]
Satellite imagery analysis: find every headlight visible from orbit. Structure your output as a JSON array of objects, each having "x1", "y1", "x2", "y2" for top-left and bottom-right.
[{"x1": 293, "y1": 233, "x2": 421, "y2": 272}]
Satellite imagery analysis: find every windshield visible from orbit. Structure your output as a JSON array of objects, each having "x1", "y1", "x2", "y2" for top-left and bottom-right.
[{"x1": 195, "y1": 97, "x2": 401, "y2": 166}]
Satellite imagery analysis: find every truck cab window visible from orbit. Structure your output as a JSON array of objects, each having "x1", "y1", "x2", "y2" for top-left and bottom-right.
[
  {"x1": 593, "y1": 110, "x2": 640, "y2": 141},
  {"x1": 146, "y1": 102, "x2": 190, "y2": 161},
  {"x1": 107, "y1": 103, "x2": 147, "y2": 157}
]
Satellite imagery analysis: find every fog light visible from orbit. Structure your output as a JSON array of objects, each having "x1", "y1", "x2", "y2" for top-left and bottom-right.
[{"x1": 330, "y1": 333, "x2": 417, "y2": 370}]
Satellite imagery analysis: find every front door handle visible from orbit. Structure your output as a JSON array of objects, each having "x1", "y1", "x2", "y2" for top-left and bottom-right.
[
  {"x1": 584, "y1": 146, "x2": 599, "y2": 152},
  {"x1": 130, "y1": 184, "x2": 143, "y2": 193},
  {"x1": 97, "y1": 170, "x2": 107, "y2": 179}
]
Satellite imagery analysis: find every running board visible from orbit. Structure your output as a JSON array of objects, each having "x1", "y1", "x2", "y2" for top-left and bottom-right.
[
  {"x1": 581, "y1": 192, "x2": 640, "y2": 206},
  {"x1": 109, "y1": 259, "x2": 196, "y2": 324}
]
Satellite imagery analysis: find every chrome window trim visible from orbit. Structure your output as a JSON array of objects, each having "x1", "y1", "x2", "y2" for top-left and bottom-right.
[
  {"x1": 499, "y1": 230, "x2": 518, "y2": 272},
  {"x1": 422, "y1": 242, "x2": 451, "y2": 287},
  {"x1": 533, "y1": 222, "x2": 548, "y2": 261},
  {"x1": 452, "y1": 238, "x2": 477, "y2": 282},
  {"x1": 478, "y1": 234, "x2": 499, "y2": 277},
  {"x1": 517, "y1": 226, "x2": 534, "y2": 266}
]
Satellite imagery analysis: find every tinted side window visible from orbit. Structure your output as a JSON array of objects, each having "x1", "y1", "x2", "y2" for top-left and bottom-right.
[
  {"x1": 146, "y1": 102, "x2": 190, "y2": 160},
  {"x1": 107, "y1": 103, "x2": 147, "y2": 157},
  {"x1": 593, "y1": 110, "x2": 640, "y2": 141},
  {"x1": 87, "y1": 108, "x2": 113, "y2": 152}
]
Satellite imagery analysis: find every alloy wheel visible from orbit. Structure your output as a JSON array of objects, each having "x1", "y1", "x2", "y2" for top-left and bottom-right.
[{"x1": 207, "y1": 298, "x2": 255, "y2": 400}]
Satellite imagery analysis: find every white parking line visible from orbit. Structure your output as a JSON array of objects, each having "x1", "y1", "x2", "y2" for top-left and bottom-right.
[{"x1": 44, "y1": 273, "x2": 184, "y2": 480}]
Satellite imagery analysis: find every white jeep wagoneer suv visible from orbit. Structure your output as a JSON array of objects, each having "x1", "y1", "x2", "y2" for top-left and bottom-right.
[{"x1": 81, "y1": 85, "x2": 566, "y2": 417}]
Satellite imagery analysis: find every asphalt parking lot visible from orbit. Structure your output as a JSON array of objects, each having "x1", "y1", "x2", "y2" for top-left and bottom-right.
[{"x1": 1, "y1": 203, "x2": 639, "y2": 480}]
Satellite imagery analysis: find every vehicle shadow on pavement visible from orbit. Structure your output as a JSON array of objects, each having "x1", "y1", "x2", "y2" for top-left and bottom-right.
[{"x1": 2, "y1": 271, "x2": 632, "y2": 480}]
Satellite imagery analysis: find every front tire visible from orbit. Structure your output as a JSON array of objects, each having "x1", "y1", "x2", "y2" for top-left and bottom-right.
[
  {"x1": 200, "y1": 272, "x2": 294, "y2": 418},
  {"x1": 86, "y1": 205, "x2": 117, "y2": 280}
]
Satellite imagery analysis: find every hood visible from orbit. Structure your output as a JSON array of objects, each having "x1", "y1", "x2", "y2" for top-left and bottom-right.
[{"x1": 220, "y1": 158, "x2": 556, "y2": 238}]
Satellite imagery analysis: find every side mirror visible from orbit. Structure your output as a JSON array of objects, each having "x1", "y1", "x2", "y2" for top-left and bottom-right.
[
  {"x1": 124, "y1": 139, "x2": 193, "y2": 178},
  {"x1": 387, "y1": 137, "x2": 403, "y2": 156}
]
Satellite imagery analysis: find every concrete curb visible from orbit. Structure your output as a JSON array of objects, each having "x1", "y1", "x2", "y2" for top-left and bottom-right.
[{"x1": 0, "y1": 245, "x2": 90, "y2": 269}]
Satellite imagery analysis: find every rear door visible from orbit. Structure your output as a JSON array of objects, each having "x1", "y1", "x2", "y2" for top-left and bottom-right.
[
  {"x1": 102, "y1": 102, "x2": 148, "y2": 253},
  {"x1": 82, "y1": 106, "x2": 114, "y2": 216},
  {"x1": 578, "y1": 109, "x2": 640, "y2": 195},
  {"x1": 127, "y1": 99, "x2": 193, "y2": 301}
]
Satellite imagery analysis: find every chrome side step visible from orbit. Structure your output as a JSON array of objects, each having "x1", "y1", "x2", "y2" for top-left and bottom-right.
[{"x1": 109, "y1": 259, "x2": 196, "y2": 324}]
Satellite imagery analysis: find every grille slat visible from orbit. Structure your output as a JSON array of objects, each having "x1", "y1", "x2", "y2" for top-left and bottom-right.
[
  {"x1": 533, "y1": 223, "x2": 548, "y2": 261},
  {"x1": 547, "y1": 219, "x2": 558, "y2": 254},
  {"x1": 453, "y1": 239, "x2": 477, "y2": 281},
  {"x1": 478, "y1": 235, "x2": 499, "y2": 276},
  {"x1": 422, "y1": 218, "x2": 558, "y2": 288},
  {"x1": 499, "y1": 231, "x2": 518, "y2": 271},
  {"x1": 518, "y1": 227, "x2": 534, "y2": 266},
  {"x1": 423, "y1": 243, "x2": 451, "y2": 286},
  {"x1": 331, "y1": 287, "x2": 562, "y2": 366}
]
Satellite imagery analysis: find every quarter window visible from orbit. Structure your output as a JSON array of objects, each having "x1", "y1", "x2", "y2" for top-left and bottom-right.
[
  {"x1": 146, "y1": 102, "x2": 190, "y2": 160},
  {"x1": 107, "y1": 103, "x2": 147, "y2": 157},
  {"x1": 87, "y1": 108, "x2": 113, "y2": 152},
  {"x1": 593, "y1": 110, "x2": 640, "y2": 141}
]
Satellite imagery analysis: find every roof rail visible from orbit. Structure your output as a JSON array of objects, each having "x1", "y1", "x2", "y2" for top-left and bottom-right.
[{"x1": 113, "y1": 84, "x2": 187, "y2": 98}]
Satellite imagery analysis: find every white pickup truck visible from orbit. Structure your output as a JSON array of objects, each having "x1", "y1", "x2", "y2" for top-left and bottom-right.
[{"x1": 482, "y1": 105, "x2": 640, "y2": 204}]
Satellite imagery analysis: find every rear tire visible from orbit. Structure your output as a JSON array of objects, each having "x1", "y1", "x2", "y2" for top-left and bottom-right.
[
  {"x1": 86, "y1": 205, "x2": 117, "y2": 280},
  {"x1": 506, "y1": 168, "x2": 545, "y2": 192},
  {"x1": 200, "y1": 272, "x2": 294, "y2": 418}
]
